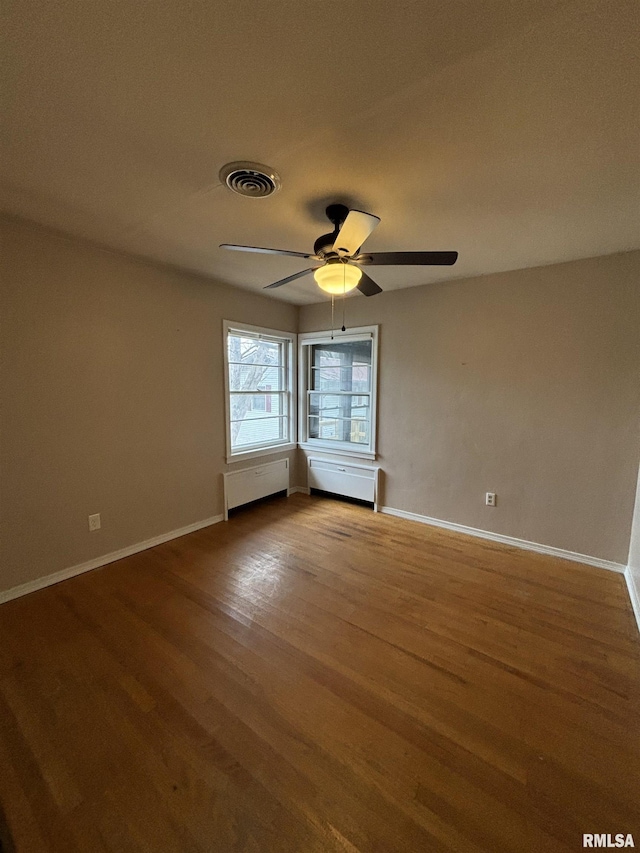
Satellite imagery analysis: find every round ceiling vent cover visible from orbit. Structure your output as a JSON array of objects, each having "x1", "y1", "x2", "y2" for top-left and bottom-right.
[{"x1": 219, "y1": 162, "x2": 281, "y2": 198}]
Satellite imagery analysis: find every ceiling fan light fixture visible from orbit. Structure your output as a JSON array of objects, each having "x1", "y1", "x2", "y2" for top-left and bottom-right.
[{"x1": 314, "y1": 263, "x2": 362, "y2": 295}]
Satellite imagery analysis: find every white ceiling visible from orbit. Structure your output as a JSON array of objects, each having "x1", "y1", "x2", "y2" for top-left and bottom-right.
[{"x1": 2, "y1": 0, "x2": 639, "y2": 304}]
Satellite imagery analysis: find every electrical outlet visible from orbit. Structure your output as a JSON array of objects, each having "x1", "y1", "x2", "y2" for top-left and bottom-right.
[
  {"x1": 485, "y1": 492, "x2": 496, "y2": 507},
  {"x1": 88, "y1": 513, "x2": 101, "y2": 531}
]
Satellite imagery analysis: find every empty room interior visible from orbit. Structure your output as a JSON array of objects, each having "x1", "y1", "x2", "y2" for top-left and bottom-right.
[{"x1": 1, "y1": 1, "x2": 640, "y2": 851}]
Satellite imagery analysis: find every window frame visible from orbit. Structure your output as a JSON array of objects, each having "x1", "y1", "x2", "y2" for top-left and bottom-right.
[
  {"x1": 223, "y1": 321, "x2": 296, "y2": 463},
  {"x1": 298, "y1": 325, "x2": 379, "y2": 460}
]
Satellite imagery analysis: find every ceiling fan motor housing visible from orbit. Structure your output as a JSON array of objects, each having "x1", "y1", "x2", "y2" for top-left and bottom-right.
[
  {"x1": 314, "y1": 204, "x2": 351, "y2": 257},
  {"x1": 314, "y1": 230, "x2": 339, "y2": 258}
]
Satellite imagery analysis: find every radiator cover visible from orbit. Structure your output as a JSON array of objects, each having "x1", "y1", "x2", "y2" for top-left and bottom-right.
[
  {"x1": 223, "y1": 458, "x2": 289, "y2": 520},
  {"x1": 307, "y1": 457, "x2": 379, "y2": 511}
]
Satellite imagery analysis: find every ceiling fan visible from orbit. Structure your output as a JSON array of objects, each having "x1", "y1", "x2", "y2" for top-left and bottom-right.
[{"x1": 220, "y1": 204, "x2": 458, "y2": 297}]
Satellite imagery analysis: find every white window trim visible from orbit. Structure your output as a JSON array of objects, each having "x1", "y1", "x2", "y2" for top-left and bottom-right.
[
  {"x1": 223, "y1": 320, "x2": 297, "y2": 464},
  {"x1": 298, "y1": 325, "x2": 379, "y2": 460}
]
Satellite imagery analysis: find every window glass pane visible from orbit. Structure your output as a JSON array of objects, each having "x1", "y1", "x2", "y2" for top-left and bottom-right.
[
  {"x1": 311, "y1": 341, "x2": 371, "y2": 396},
  {"x1": 309, "y1": 393, "x2": 369, "y2": 421},
  {"x1": 231, "y1": 415, "x2": 287, "y2": 448},
  {"x1": 230, "y1": 393, "x2": 283, "y2": 420},
  {"x1": 311, "y1": 365, "x2": 370, "y2": 393},
  {"x1": 229, "y1": 363, "x2": 283, "y2": 392},
  {"x1": 226, "y1": 328, "x2": 291, "y2": 455},
  {"x1": 306, "y1": 339, "x2": 374, "y2": 448},
  {"x1": 228, "y1": 335, "x2": 282, "y2": 367},
  {"x1": 311, "y1": 341, "x2": 371, "y2": 368},
  {"x1": 308, "y1": 416, "x2": 370, "y2": 444}
]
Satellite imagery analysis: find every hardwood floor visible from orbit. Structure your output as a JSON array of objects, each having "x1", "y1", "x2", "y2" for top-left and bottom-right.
[{"x1": 0, "y1": 493, "x2": 639, "y2": 852}]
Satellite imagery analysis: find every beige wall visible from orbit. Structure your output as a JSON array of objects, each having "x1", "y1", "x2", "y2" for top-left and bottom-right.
[
  {"x1": 0, "y1": 217, "x2": 298, "y2": 594},
  {"x1": 299, "y1": 251, "x2": 640, "y2": 564},
  {"x1": 2, "y1": 218, "x2": 639, "y2": 598}
]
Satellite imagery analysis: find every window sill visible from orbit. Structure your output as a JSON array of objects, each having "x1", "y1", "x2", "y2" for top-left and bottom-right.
[
  {"x1": 227, "y1": 442, "x2": 296, "y2": 465},
  {"x1": 298, "y1": 442, "x2": 376, "y2": 461}
]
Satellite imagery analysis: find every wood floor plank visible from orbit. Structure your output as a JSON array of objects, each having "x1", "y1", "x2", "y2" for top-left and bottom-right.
[{"x1": 0, "y1": 493, "x2": 639, "y2": 852}]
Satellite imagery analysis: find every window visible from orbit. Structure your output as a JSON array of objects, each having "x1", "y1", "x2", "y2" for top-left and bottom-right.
[
  {"x1": 223, "y1": 322, "x2": 296, "y2": 461},
  {"x1": 299, "y1": 326, "x2": 378, "y2": 458}
]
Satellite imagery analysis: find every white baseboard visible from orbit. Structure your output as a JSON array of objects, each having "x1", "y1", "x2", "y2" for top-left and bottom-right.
[
  {"x1": 288, "y1": 486, "x2": 310, "y2": 495},
  {"x1": 380, "y1": 505, "x2": 626, "y2": 574},
  {"x1": 0, "y1": 514, "x2": 224, "y2": 605},
  {"x1": 625, "y1": 567, "x2": 640, "y2": 634}
]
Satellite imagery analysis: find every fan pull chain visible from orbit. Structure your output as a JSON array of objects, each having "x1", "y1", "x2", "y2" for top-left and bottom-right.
[
  {"x1": 331, "y1": 295, "x2": 335, "y2": 340},
  {"x1": 342, "y1": 274, "x2": 346, "y2": 332}
]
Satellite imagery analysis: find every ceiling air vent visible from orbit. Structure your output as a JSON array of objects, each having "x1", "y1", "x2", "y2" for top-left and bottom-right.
[{"x1": 219, "y1": 162, "x2": 281, "y2": 198}]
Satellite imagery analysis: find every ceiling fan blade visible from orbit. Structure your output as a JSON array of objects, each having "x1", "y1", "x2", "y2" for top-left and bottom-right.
[
  {"x1": 332, "y1": 210, "x2": 380, "y2": 256},
  {"x1": 220, "y1": 243, "x2": 317, "y2": 260},
  {"x1": 357, "y1": 251, "x2": 458, "y2": 266},
  {"x1": 263, "y1": 267, "x2": 317, "y2": 289},
  {"x1": 356, "y1": 271, "x2": 383, "y2": 297}
]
